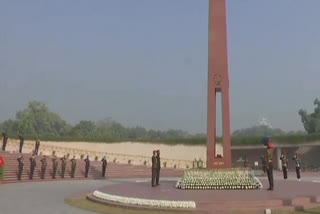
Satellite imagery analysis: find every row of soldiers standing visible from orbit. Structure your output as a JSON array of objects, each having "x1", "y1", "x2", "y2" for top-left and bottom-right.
[
  {"x1": 261, "y1": 138, "x2": 302, "y2": 191},
  {"x1": 17, "y1": 154, "x2": 108, "y2": 180},
  {"x1": 2, "y1": 132, "x2": 40, "y2": 155}
]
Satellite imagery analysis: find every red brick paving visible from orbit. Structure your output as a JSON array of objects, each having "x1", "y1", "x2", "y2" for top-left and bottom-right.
[{"x1": 94, "y1": 179, "x2": 320, "y2": 213}]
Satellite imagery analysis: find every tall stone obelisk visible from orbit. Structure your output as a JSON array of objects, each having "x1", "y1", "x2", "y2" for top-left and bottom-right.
[{"x1": 207, "y1": 0, "x2": 232, "y2": 168}]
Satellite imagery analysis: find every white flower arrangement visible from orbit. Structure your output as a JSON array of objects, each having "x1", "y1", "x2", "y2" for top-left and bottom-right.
[
  {"x1": 92, "y1": 191, "x2": 196, "y2": 209},
  {"x1": 176, "y1": 168, "x2": 263, "y2": 190}
]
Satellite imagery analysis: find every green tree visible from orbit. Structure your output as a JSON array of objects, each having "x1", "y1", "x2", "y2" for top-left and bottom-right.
[
  {"x1": 13, "y1": 101, "x2": 69, "y2": 136},
  {"x1": 299, "y1": 98, "x2": 320, "y2": 133}
]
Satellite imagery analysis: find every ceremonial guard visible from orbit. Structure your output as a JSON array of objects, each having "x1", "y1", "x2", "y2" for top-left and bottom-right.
[
  {"x1": 17, "y1": 155, "x2": 24, "y2": 180},
  {"x1": 52, "y1": 156, "x2": 58, "y2": 179},
  {"x1": 280, "y1": 154, "x2": 288, "y2": 179},
  {"x1": 70, "y1": 156, "x2": 77, "y2": 178},
  {"x1": 60, "y1": 155, "x2": 67, "y2": 178},
  {"x1": 265, "y1": 141, "x2": 274, "y2": 190},
  {"x1": 101, "y1": 156, "x2": 107, "y2": 178},
  {"x1": 156, "y1": 150, "x2": 161, "y2": 186},
  {"x1": 19, "y1": 133, "x2": 24, "y2": 153},
  {"x1": 84, "y1": 155, "x2": 90, "y2": 178},
  {"x1": 2, "y1": 132, "x2": 8, "y2": 151},
  {"x1": 35, "y1": 137, "x2": 40, "y2": 155},
  {"x1": 40, "y1": 155, "x2": 47, "y2": 179},
  {"x1": 151, "y1": 150, "x2": 157, "y2": 187},
  {"x1": 292, "y1": 153, "x2": 302, "y2": 181},
  {"x1": 29, "y1": 154, "x2": 36, "y2": 179}
]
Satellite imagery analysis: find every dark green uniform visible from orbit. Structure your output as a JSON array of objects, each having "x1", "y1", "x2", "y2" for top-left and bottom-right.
[
  {"x1": 84, "y1": 156, "x2": 90, "y2": 178},
  {"x1": 52, "y1": 157, "x2": 58, "y2": 179},
  {"x1": 60, "y1": 156, "x2": 67, "y2": 178},
  {"x1": 266, "y1": 148, "x2": 274, "y2": 190},
  {"x1": 19, "y1": 134, "x2": 24, "y2": 153},
  {"x1": 156, "y1": 151, "x2": 161, "y2": 185},
  {"x1": 292, "y1": 154, "x2": 301, "y2": 180},
  {"x1": 29, "y1": 156, "x2": 36, "y2": 179},
  {"x1": 101, "y1": 157, "x2": 107, "y2": 178},
  {"x1": 151, "y1": 151, "x2": 157, "y2": 187},
  {"x1": 70, "y1": 157, "x2": 77, "y2": 178},
  {"x1": 35, "y1": 139, "x2": 40, "y2": 155},
  {"x1": 40, "y1": 156, "x2": 47, "y2": 179},
  {"x1": 2, "y1": 132, "x2": 8, "y2": 151},
  {"x1": 17, "y1": 156, "x2": 24, "y2": 180}
]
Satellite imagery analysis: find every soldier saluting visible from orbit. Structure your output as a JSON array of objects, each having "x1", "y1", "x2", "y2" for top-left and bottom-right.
[
  {"x1": 2, "y1": 132, "x2": 8, "y2": 151},
  {"x1": 84, "y1": 156, "x2": 90, "y2": 178},
  {"x1": 29, "y1": 154, "x2": 36, "y2": 179},
  {"x1": 17, "y1": 155, "x2": 24, "y2": 180},
  {"x1": 70, "y1": 156, "x2": 77, "y2": 178},
  {"x1": 265, "y1": 141, "x2": 274, "y2": 191},
  {"x1": 101, "y1": 156, "x2": 107, "y2": 178},
  {"x1": 280, "y1": 153, "x2": 288, "y2": 179},
  {"x1": 19, "y1": 133, "x2": 24, "y2": 153},
  {"x1": 40, "y1": 155, "x2": 47, "y2": 179},
  {"x1": 151, "y1": 150, "x2": 158, "y2": 187},
  {"x1": 52, "y1": 156, "x2": 58, "y2": 179},
  {"x1": 292, "y1": 153, "x2": 302, "y2": 181},
  {"x1": 60, "y1": 155, "x2": 67, "y2": 178},
  {"x1": 34, "y1": 137, "x2": 40, "y2": 155}
]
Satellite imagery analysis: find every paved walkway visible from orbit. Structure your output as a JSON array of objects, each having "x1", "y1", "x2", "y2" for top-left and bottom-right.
[
  {"x1": 0, "y1": 180, "x2": 115, "y2": 214},
  {"x1": 0, "y1": 173, "x2": 319, "y2": 214}
]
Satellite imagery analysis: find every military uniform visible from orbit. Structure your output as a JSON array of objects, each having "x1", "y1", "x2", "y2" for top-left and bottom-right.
[
  {"x1": 70, "y1": 157, "x2": 77, "y2": 178},
  {"x1": 17, "y1": 156, "x2": 24, "y2": 180},
  {"x1": 156, "y1": 150, "x2": 161, "y2": 185},
  {"x1": 151, "y1": 151, "x2": 157, "y2": 187},
  {"x1": 19, "y1": 134, "x2": 24, "y2": 153},
  {"x1": 265, "y1": 147, "x2": 274, "y2": 190},
  {"x1": 52, "y1": 156, "x2": 58, "y2": 179},
  {"x1": 101, "y1": 157, "x2": 107, "y2": 178},
  {"x1": 2, "y1": 132, "x2": 8, "y2": 151},
  {"x1": 29, "y1": 155, "x2": 36, "y2": 179},
  {"x1": 84, "y1": 156, "x2": 90, "y2": 178},
  {"x1": 40, "y1": 156, "x2": 47, "y2": 179},
  {"x1": 35, "y1": 138, "x2": 40, "y2": 155},
  {"x1": 60, "y1": 156, "x2": 67, "y2": 178},
  {"x1": 292, "y1": 154, "x2": 301, "y2": 181},
  {"x1": 280, "y1": 154, "x2": 288, "y2": 179}
]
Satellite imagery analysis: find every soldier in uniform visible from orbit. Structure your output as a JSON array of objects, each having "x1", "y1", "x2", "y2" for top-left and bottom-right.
[
  {"x1": 156, "y1": 150, "x2": 161, "y2": 186},
  {"x1": 35, "y1": 137, "x2": 40, "y2": 155},
  {"x1": 40, "y1": 155, "x2": 47, "y2": 179},
  {"x1": 60, "y1": 155, "x2": 67, "y2": 178},
  {"x1": 29, "y1": 154, "x2": 36, "y2": 179},
  {"x1": 280, "y1": 154, "x2": 288, "y2": 179},
  {"x1": 151, "y1": 150, "x2": 157, "y2": 187},
  {"x1": 101, "y1": 156, "x2": 107, "y2": 178},
  {"x1": 84, "y1": 155, "x2": 90, "y2": 178},
  {"x1": 70, "y1": 156, "x2": 77, "y2": 178},
  {"x1": 52, "y1": 155, "x2": 58, "y2": 179},
  {"x1": 2, "y1": 132, "x2": 8, "y2": 151},
  {"x1": 17, "y1": 155, "x2": 24, "y2": 180},
  {"x1": 19, "y1": 133, "x2": 24, "y2": 153},
  {"x1": 292, "y1": 153, "x2": 301, "y2": 181},
  {"x1": 265, "y1": 142, "x2": 274, "y2": 190}
]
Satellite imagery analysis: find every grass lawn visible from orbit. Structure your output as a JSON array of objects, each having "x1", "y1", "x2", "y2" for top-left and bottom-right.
[{"x1": 65, "y1": 198, "x2": 320, "y2": 214}]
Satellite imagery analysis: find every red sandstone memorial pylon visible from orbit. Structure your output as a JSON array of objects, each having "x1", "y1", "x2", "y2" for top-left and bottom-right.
[{"x1": 207, "y1": 0, "x2": 232, "y2": 168}]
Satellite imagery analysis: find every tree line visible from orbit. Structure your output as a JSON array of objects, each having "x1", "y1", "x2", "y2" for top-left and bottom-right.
[
  {"x1": 0, "y1": 101, "x2": 202, "y2": 142},
  {"x1": 0, "y1": 99, "x2": 318, "y2": 144}
]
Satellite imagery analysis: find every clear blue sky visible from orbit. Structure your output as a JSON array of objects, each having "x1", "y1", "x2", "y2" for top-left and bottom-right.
[{"x1": 1, "y1": 0, "x2": 320, "y2": 134}]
